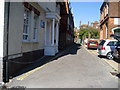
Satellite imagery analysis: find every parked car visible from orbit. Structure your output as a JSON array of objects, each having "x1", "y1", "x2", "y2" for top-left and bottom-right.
[
  {"x1": 88, "y1": 40, "x2": 98, "y2": 49},
  {"x1": 97, "y1": 39, "x2": 117, "y2": 60},
  {"x1": 113, "y1": 43, "x2": 120, "y2": 60},
  {"x1": 110, "y1": 34, "x2": 120, "y2": 60}
]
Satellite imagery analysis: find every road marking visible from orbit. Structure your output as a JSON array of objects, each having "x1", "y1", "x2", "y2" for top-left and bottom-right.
[
  {"x1": 16, "y1": 45, "x2": 74, "y2": 81},
  {"x1": 99, "y1": 61, "x2": 105, "y2": 66},
  {"x1": 17, "y1": 63, "x2": 47, "y2": 81}
]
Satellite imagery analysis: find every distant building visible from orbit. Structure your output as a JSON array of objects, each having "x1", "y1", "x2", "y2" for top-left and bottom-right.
[
  {"x1": 74, "y1": 28, "x2": 79, "y2": 43},
  {"x1": 100, "y1": 1, "x2": 120, "y2": 40},
  {"x1": 79, "y1": 21, "x2": 89, "y2": 30},
  {"x1": 91, "y1": 21, "x2": 99, "y2": 29}
]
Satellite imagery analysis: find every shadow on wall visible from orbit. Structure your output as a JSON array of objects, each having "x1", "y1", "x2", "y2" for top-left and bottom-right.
[
  {"x1": 12, "y1": 43, "x2": 81, "y2": 78},
  {"x1": 55, "y1": 43, "x2": 81, "y2": 59}
]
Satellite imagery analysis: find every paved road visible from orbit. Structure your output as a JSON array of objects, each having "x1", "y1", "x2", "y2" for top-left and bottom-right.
[{"x1": 8, "y1": 44, "x2": 118, "y2": 88}]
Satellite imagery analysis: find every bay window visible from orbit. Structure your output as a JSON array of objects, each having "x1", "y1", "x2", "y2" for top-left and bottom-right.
[
  {"x1": 23, "y1": 8, "x2": 30, "y2": 41},
  {"x1": 33, "y1": 14, "x2": 38, "y2": 42}
]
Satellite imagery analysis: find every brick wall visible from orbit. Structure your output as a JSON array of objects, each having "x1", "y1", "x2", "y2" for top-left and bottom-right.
[
  {"x1": 109, "y1": 2, "x2": 119, "y2": 17},
  {"x1": 100, "y1": 2, "x2": 120, "y2": 40}
]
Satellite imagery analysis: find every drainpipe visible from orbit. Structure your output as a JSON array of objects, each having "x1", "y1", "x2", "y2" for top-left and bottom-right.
[{"x1": 3, "y1": 2, "x2": 10, "y2": 83}]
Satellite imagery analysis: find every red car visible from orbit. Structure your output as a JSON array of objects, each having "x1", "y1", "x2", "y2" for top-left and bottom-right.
[{"x1": 88, "y1": 40, "x2": 98, "y2": 49}]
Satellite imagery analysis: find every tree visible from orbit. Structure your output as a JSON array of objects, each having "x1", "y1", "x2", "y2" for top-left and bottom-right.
[{"x1": 79, "y1": 26, "x2": 99, "y2": 39}]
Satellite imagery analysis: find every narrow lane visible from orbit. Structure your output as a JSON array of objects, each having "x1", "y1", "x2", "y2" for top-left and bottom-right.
[{"x1": 8, "y1": 44, "x2": 118, "y2": 88}]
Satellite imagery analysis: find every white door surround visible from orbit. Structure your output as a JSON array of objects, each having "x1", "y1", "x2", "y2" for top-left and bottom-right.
[{"x1": 44, "y1": 12, "x2": 61, "y2": 56}]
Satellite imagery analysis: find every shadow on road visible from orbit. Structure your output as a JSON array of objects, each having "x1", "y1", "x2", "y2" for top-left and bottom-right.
[
  {"x1": 116, "y1": 73, "x2": 120, "y2": 78},
  {"x1": 87, "y1": 48, "x2": 97, "y2": 50},
  {"x1": 12, "y1": 43, "x2": 81, "y2": 79},
  {"x1": 54, "y1": 43, "x2": 81, "y2": 59},
  {"x1": 113, "y1": 58, "x2": 120, "y2": 64},
  {"x1": 98, "y1": 55, "x2": 106, "y2": 59}
]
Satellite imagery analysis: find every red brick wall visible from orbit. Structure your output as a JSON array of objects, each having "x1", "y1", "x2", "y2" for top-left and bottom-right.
[
  {"x1": 108, "y1": 18, "x2": 114, "y2": 39},
  {"x1": 100, "y1": 2, "x2": 120, "y2": 40},
  {"x1": 109, "y1": 2, "x2": 119, "y2": 17},
  {"x1": 60, "y1": 15, "x2": 67, "y2": 32},
  {"x1": 100, "y1": 18, "x2": 119, "y2": 40}
]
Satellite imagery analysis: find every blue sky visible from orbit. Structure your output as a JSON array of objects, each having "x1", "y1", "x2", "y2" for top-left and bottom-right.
[{"x1": 70, "y1": 2, "x2": 103, "y2": 29}]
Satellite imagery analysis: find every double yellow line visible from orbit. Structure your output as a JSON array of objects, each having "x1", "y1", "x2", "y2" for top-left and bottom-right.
[{"x1": 17, "y1": 64, "x2": 47, "y2": 80}]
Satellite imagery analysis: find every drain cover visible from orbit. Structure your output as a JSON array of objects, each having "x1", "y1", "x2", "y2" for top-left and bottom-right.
[
  {"x1": 110, "y1": 72, "x2": 118, "y2": 76},
  {"x1": 9, "y1": 86, "x2": 26, "y2": 89}
]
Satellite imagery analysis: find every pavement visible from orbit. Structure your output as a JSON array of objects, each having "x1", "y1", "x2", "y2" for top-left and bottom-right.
[
  {"x1": 0, "y1": 60, "x2": 5, "y2": 89},
  {"x1": 83, "y1": 44, "x2": 120, "y2": 73},
  {"x1": 0, "y1": 44, "x2": 75, "y2": 89},
  {"x1": 6, "y1": 43, "x2": 119, "y2": 88}
]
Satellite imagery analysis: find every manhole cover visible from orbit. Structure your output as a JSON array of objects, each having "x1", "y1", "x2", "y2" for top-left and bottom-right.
[{"x1": 9, "y1": 86, "x2": 26, "y2": 90}]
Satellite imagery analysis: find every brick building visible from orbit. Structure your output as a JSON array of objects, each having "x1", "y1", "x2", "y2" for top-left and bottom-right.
[
  {"x1": 79, "y1": 21, "x2": 89, "y2": 30},
  {"x1": 59, "y1": 0, "x2": 74, "y2": 50},
  {"x1": 74, "y1": 28, "x2": 79, "y2": 43},
  {"x1": 91, "y1": 21, "x2": 99, "y2": 29},
  {"x1": 100, "y1": 1, "x2": 120, "y2": 40}
]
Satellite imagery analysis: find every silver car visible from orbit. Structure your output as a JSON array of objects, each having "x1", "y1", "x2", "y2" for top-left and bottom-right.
[{"x1": 97, "y1": 39, "x2": 117, "y2": 60}]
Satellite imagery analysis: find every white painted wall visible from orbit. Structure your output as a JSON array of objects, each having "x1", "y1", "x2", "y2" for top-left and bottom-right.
[
  {"x1": 0, "y1": 0, "x2": 4, "y2": 84},
  {"x1": 8, "y1": 2, "x2": 24, "y2": 55},
  {"x1": 0, "y1": 3, "x2": 4, "y2": 56},
  {"x1": 22, "y1": 2, "x2": 46, "y2": 52},
  {"x1": 0, "y1": 0, "x2": 4, "y2": 60},
  {"x1": 7, "y1": 2, "x2": 46, "y2": 55},
  {"x1": 38, "y1": 2, "x2": 56, "y2": 12},
  {"x1": 114, "y1": 18, "x2": 120, "y2": 25}
]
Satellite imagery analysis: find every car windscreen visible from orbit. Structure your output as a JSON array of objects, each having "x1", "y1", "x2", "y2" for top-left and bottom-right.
[
  {"x1": 99, "y1": 40, "x2": 105, "y2": 45},
  {"x1": 89, "y1": 41, "x2": 98, "y2": 44}
]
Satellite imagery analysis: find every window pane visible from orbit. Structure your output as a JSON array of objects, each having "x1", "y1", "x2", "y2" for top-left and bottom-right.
[
  {"x1": 25, "y1": 35, "x2": 28, "y2": 40},
  {"x1": 89, "y1": 41, "x2": 98, "y2": 44},
  {"x1": 23, "y1": 35, "x2": 25, "y2": 40},
  {"x1": 25, "y1": 26, "x2": 28, "y2": 33},
  {"x1": 33, "y1": 15, "x2": 38, "y2": 41},
  {"x1": 99, "y1": 40, "x2": 105, "y2": 45},
  {"x1": 23, "y1": 8, "x2": 30, "y2": 41},
  {"x1": 107, "y1": 42, "x2": 114, "y2": 46}
]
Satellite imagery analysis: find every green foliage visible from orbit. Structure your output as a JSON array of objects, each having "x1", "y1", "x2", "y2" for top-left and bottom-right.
[
  {"x1": 74, "y1": 32, "x2": 76, "y2": 37},
  {"x1": 79, "y1": 26, "x2": 99, "y2": 39}
]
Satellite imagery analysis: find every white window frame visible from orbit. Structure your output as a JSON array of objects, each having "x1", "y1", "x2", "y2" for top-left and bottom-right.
[
  {"x1": 114, "y1": 18, "x2": 120, "y2": 25},
  {"x1": 23, "y1": 8, "x2": 30, "y2": 42},
  {"x1": 106, "y1": 4, "x2": 109, "y2": 15},
  {"x1": 33, "y1": 14, "x2": 38, "y2": 42}
]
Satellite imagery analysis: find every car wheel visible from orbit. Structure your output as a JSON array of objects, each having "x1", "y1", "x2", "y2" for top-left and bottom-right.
[{"x1": 106, "y1": 52, "x2": 114, "y2": 60}]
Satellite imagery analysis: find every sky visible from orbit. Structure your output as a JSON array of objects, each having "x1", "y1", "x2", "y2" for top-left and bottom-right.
[{"x1": 70, "y1": 2, "x2": 103, "y2": 29}]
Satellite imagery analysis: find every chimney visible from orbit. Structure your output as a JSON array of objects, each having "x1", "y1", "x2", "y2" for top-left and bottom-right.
[
  {"x1": 79, "y1": 20, "x2": 81, "y2": 30},
  {"x1": 88, "y1": 21, "x2": 89, "y2": 26}
]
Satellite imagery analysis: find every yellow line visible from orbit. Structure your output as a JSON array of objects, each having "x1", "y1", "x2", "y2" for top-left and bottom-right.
[
  {"x1": 100, "y1": 62, "x2": 105, "y2": 66},
  {"x1": 85, "y1": 47, "x2": 105, "y2": 66},
  {"x1": 17, "y1": 64, "x2": 47, "y2": 81}
]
